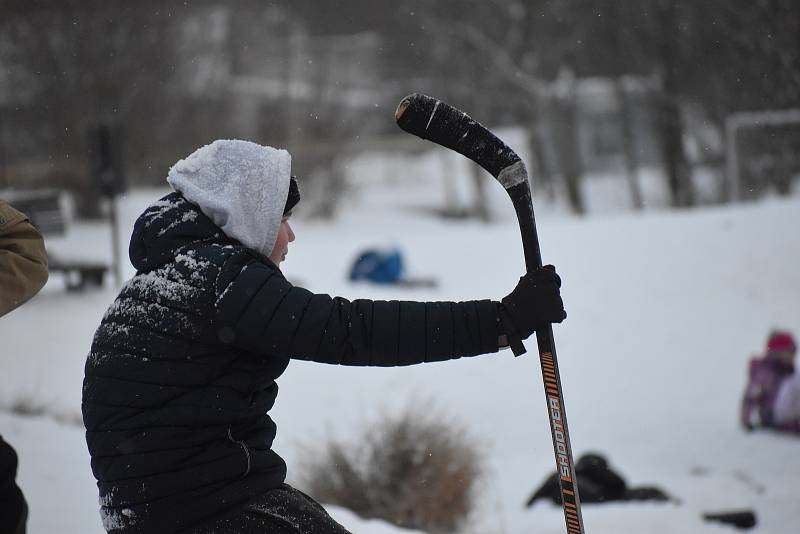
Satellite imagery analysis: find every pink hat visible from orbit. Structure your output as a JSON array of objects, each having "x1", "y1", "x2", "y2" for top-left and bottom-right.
[{"x1": 767, "y1": 332, "x2": 797, "y2": 353}]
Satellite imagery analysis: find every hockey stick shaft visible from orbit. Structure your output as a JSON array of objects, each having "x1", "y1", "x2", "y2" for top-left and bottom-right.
[{"x1": 396, "y1": 93, "x2": 585, "y2": 534}]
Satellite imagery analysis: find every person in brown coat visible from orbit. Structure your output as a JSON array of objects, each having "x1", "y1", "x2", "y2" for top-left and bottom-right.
[
  {"x1": 0, "y1": 200, "x2": 49, "y2": 316},
  {"x1": 1, "y1": 199, "x2": 49, "y2": 534}
]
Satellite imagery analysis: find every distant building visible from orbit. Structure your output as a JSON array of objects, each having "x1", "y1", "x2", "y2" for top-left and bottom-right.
[
  {"x1": 176, "y1": 5, "x2": 383, "y2": 143},
  {"x1": 553, "y1": 74, "x2": 662, "y2": 175}
]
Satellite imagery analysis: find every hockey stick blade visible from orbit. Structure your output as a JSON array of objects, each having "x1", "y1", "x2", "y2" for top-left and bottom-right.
[
  {"x1": 395, "y1": 93, "x2": 528, "y2": 190},
  {"x1": 396, "y1": 93, "x2": 539, "y2": 283}
]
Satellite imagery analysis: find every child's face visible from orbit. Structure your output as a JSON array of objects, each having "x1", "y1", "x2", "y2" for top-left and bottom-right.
[
  {"x1": 269, "y1": 214, "x2": 295, "y2": 266},
  {"x1": 776, "y1": 349, "x2": 797, "y2": 367}
]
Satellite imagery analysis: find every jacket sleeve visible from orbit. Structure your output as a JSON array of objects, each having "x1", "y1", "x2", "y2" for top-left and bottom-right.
[
  {"x1": 214, "y1": 255, "x2": 500, "y2": 366},
  {"x1": 0, "y1": 201, "x2": 49, "y2": 317}
]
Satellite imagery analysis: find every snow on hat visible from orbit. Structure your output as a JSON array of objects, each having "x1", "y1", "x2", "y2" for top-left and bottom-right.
[
  {"x1": 767, "y1": 331, "x2": 797, "y2": 353},
  {"x1": 166, "y1": 139, "x2": 291, "y2": 257}
]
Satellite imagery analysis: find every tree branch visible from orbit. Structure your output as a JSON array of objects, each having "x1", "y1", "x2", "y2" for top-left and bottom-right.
[{"x1": 451, "y1": 20, "x2": 548, "y2": 99}]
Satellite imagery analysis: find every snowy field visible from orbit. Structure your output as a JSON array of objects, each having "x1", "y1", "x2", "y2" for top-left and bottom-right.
[{"x1": 1, "y1": 153, "x2": 798, "y2": 533}]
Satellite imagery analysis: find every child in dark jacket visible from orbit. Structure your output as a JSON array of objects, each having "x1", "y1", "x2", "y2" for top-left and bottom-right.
[{"x1": 81, "y1": 139, "x2": 567, "y2": 533}]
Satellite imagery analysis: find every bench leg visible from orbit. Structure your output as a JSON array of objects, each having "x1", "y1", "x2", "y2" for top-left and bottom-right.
[
  {"x1": 65, "y1": 271, "x2": 85, "y2": 292},
  {"x1": 86, "y1": 270, "x2": 105, "y2": 287}
]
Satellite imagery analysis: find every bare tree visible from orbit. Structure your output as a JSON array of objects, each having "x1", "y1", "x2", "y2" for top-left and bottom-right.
[
  {"x1": 416, "y1": 0, "x2": 587, "y2": 213},
  {"x1": 614, "y1": 79, "x2": 644, "y2": 210},
  {"x1": 550, "y1": 67, "x2": 586, "y2": 215},
  {"x1": 1, "y1": 0, "x2": 182, "y2": 213}
]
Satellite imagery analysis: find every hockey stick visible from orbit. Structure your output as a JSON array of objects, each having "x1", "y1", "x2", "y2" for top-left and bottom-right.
[{"x1": 395, "y1": 93, "x2": 585, "y2": 534}]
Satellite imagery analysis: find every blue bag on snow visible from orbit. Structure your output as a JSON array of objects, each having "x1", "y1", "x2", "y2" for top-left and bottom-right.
[{"x1": 349, "y1": 248, "x2": 405, "y2": 284}]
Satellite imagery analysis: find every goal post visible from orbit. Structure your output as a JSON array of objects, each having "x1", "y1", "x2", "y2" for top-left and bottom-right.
[{"x1": 725, "y1": 108, "x2": 800, "y2": 201}]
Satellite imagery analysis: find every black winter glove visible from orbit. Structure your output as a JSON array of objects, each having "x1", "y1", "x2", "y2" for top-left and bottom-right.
[{"x1": 499, "y1": 265, "x2": 566, "y2": 356}]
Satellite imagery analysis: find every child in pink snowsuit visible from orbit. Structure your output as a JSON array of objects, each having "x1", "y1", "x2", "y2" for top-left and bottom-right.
[{"x1": 740, "y1": 331, "x2": 797, "y2": 432}]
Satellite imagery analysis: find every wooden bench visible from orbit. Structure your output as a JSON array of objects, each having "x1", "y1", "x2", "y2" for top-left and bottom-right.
[
  {"x1": 55, "y1": 261, "x2": 108, "y2": 291},
  {"x1": 3, "y1": 189, "x2": 109, "y2": 291}
]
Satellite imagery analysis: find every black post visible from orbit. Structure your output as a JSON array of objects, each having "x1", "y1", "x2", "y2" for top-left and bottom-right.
[{"x1": 87, "y1": 124, "x2": 126, "y2": 287}]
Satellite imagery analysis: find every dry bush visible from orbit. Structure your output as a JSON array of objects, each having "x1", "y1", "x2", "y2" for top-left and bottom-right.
[
  {"x1": 300, "y1": 405, "x2": 485, "y2": 533},
  {"x1": 7, "y1": 394, "x2": 47, "y2": 417}
]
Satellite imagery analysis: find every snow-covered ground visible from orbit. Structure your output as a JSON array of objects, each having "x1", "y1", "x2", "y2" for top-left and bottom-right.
[{"x1": 1, "y1": 155, "x2": 798, "y2": 533}]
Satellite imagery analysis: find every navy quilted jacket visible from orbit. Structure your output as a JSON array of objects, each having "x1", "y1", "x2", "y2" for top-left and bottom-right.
[{"x1": 82, "y1": 192, "x2": 500, "y2": 533}]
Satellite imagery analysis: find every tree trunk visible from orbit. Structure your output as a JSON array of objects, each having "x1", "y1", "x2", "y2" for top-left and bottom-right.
[
  {"x1": 657, "y1": 95, "x2": 694, "y2": 207},
  {"x1": 440, "y1": 152, "x2": 462, "y2": 217},
  {"x1": 614, "y1": 79, "x2": 643, "y2": 210},
  {"x1": 653, "y1": 0, "x2": 695, "y2": 208},
  {"x1": 550, "y1": 89, "x2": 585, "y2": 215},
  {"x1": 470, "y1": 161, "x2": 491, "y2": 222},
  {"x1": 523, "y1": 102, "x2": 556, "y2": 202}
]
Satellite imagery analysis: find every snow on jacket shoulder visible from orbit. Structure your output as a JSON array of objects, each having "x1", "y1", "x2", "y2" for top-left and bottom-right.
[
  {"x1": 83, "y1": 193, "x2": 500, "y2": 533},
  {"x1": 0, "y1": 200, "x2": 48, "y2": 317}
]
